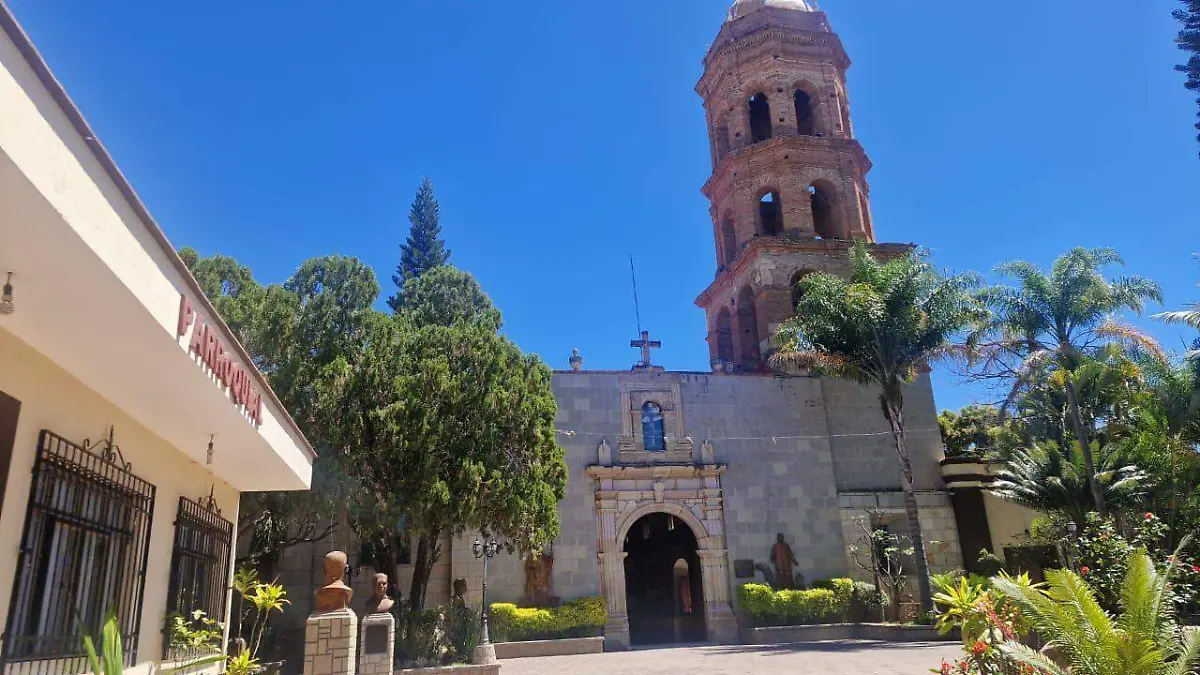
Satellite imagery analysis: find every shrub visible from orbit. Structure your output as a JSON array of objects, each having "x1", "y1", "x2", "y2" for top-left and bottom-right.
[
  {"x1": 489, "y1": 597, "x2": 605, "y2": 643},
  {"x1": 737, "y1": 583, "x2": 849, "y2": 627}
]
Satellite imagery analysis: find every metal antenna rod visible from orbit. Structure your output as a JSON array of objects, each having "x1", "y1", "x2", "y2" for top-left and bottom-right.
[{"x1": 630, "y1": 255, "x2": 643, "y2": 336}]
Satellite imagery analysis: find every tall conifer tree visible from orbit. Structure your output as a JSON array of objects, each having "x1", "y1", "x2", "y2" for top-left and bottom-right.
[
  {"x1": 1177, "y1": 0, "x2": 1200, "y2": 154},
  {"x1": 388, "y1": 177, "x2": 450, "y2": 312}
]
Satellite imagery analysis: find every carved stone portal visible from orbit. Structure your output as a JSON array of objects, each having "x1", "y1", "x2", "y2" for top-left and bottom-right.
[{"x1": 586, "y1": 463, "x2": 738, "y2": 648}]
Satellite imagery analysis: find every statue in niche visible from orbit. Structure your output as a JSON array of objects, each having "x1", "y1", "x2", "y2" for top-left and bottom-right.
[
  {"x1": 314, "y1": 551, "x2": 354, "y2": 612},
  {"x1": 452, "y1": 578, "x2": 468, "y2": 606},
  {"x1": 770, "y1": 533, "x2": 800, "y2": 590},
  {"x1": 362, "y1": 572, "x2": 395, "y2": 617},
  {"x1": 522, "y1": 552, "x2": 557, "y2": 607},
  {"x1": 701, "y1": 439, "x2": 715, "y2": 464}
]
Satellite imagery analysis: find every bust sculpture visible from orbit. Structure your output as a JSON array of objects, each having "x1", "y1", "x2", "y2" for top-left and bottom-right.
[
  {"x1": 314, "y1": 550, "x2": 353, "y2": 612},
  {"x1": 770, "y1": 533, "x2": 800, "y2": 590},
  {"x1": 362, "y1": 572, "x2": 394, "y2": 616}
]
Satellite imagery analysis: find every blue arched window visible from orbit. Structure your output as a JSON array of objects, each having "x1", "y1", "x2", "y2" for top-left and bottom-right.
[{"x1": 641, "y1": 402, "x2": 665, "y2": 452}]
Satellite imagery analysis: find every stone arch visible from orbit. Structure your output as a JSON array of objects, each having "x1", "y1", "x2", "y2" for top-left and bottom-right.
[
  {"x1": 808, "y1": 179, "x2": 847, "y2": 240},
  {"x1": 736, "y1": 285, "x2": 762, "y2": 370},
  {"x1": 718, "y1": 211, "x2": 737, "y2": 267},
  {"x1": 715, "y1": 308, "x2": 735, "y2": 365},
  {"x1": 617, "y1": 501, "x2": 714, "y2": 552},
  {"x1": 790, "y1": 269, "x2": 815, "y2": 311},
  {"x1": 755, "y1": 188, "x2": 784, "y2": 236},
  {"x1": 747, "y1": 91, "x2": 773, "y2": 143},
  {"x1": 791, "y1": 80, "x2": 822, "y2": 137}
]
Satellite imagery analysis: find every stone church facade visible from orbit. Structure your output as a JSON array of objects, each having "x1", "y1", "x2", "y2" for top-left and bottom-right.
[{"x1": 274, "y1": 0, "x2": 966, "y2": 651}]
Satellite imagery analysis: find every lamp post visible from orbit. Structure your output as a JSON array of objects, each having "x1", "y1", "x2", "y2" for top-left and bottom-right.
[{"x1": 472, "y1": 537, "x2": 501, "y2": 665}]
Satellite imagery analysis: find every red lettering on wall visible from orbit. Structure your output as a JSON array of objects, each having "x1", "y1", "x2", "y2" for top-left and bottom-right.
[
  {"x1": 177, "y1": 294, "x2": 265, "y2": 428},
  {"x1": 177, "y1": 296, "x2": 195, "y2": 338}
]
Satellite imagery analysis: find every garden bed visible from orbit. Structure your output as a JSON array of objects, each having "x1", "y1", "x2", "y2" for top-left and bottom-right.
[
  {"x1": 744, "y1": 623, "x2": 956, "y2": 645},
  {"x1": 493, "y1": 636, "x2": 605, "y2": 659},
  {"x1": 397, "y1": 664, "x2": 500, "y2": 675}
]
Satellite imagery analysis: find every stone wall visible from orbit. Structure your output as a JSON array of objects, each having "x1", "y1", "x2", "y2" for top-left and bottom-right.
[{"x1": 269, "y1": 367, "x2": 959, "y2": 650}]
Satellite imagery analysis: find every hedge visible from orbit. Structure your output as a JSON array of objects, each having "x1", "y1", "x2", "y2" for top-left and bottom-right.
[
  {"x1": 740, "y1": 579, "x2": 889, "y2": 627},
  {"x1": 489, "y1": 597, "x2": 606, "y2": 642},
  {"x1": 737, "y1": 584, "x2": 844, "y2": 627}
]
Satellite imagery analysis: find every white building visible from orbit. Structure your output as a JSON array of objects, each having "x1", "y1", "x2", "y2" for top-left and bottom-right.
[{"x1": 0, "y1": 3, "x2": 315, "y2": 674}]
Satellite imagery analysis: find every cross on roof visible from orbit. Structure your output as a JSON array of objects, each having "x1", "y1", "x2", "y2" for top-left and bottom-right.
[{"x1": 630, "y1": 330, "x2": 662, "y2": 369}]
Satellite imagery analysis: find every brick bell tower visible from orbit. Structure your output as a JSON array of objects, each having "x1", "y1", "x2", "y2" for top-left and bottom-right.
[{"x1": 695, "y1": 0, "x2": 909, "y2": 373}]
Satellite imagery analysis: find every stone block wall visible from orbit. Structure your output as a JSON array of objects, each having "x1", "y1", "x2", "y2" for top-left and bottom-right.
[{"x1": 303, "y1": 609, "x2": 356, "y2": 675}]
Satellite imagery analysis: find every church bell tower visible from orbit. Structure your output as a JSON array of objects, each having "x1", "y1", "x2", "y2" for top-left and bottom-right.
[{"x1": 695, "y1": 0, "x2": 908, "y2": 373}]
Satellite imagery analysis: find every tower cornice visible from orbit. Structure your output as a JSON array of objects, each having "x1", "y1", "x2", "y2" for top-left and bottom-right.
[
  {"x1": 694, "y1": 239, "x2": 915, "y2": 310},
  {"x1": 698, "y1": 20, "x2": 850, "y2": 96},
  {"x1": 701, "y1": 135, "x2": 872, "y2": 199}
]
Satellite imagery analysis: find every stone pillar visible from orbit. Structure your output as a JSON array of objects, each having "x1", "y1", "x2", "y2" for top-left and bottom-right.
[
  {"x1": 358, "y1": 613, "x2": 394, "y2": 675},
  {"x1": 597, "y1": 550, "x2": 630, "y2": 650},
  {"x1": 303, "y1": 608, "x2": 357, "y2": 675},
  {"x1": 699, "y1": 549, "x2": 739, "y2": 644}
]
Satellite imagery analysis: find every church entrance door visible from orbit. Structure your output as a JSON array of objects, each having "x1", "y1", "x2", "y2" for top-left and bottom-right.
[{"x1": 622, "y1": 512, "x2": 706, "y2": 646}]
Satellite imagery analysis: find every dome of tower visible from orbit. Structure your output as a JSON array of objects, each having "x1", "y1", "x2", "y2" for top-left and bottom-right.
[{"x1": 727, "y1": 0, "x2": 816, "y2": 21}]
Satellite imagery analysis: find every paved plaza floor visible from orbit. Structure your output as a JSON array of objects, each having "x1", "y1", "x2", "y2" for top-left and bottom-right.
[{"x1": 500, "y1": 640, "x2": 960, "y2": 675}]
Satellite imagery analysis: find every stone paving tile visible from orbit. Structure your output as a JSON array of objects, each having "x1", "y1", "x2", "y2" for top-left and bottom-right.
[{"x1": 501, "y1": 640, "x2": 960, "y2": 675}]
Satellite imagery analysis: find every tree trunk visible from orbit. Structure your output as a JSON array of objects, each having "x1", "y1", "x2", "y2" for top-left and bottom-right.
[
  {"x1": 881, "y1": 396, "x2": 935, "y2": 615},
  {"x1": 408, "y1": 531, "x2": 441, "y2": 612},
  {"x1": 1063, "y1": 378, "x2": 1106, "y2": 518}
]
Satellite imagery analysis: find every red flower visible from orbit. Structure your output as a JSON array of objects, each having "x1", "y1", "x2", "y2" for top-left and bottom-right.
[
  {"x1": 1080, "y1": 566, "x2": 1090, "y2": 575},
  {"x1": 1192, "y1": 565, "x2": 1200, "y2": 574},
  {"x1": 1145, "y1": 512, "x2": 1156, "y2": 520},
  {"x1": 971, "y1": 641, "x2": 989, "y2": 656}
]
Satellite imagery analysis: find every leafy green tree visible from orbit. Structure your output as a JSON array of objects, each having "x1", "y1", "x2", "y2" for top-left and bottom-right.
[
  {"x1": 181, "y1": 250, "x2": 377, "y2": 572},
  {"x1": 1120, "y1": 350, "x2": 1200, "y2": 544},
  {"x1": 989, "y1": 443, "x2": 1149, "y2": 525},
  {"x1": 771, "y1": 244, "x2": 984, "y2": 614},
  {"x1": 1176, "y1": 0, "x2": 1200, "y2": 154},
  {"x1": 993, "y1": 549, "x2": 1200, "y2": 675},
  {"x1": 339, "y1": 268, "x2": 566, "y2": 610},
  {"x1": 387, "y1": 178, "x2": 451, "y2": 312},
  {"x1": 938, "y1": 405, "x2": 1007, "y2": 458},
  {"x1": 971, "y1": 248, "x2": 1162, "y2": 517}
]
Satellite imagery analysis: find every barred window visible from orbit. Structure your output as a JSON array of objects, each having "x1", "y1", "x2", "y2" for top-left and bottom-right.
[
  {"x1": 1, "y1": 430, "x2": 155, "y2": 674},
  {"x1": 165, "y1": 496, "x2": 233, "y2": 660}
]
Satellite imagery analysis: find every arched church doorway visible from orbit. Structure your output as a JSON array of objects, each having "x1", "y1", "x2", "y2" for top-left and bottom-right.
[{"x1": 623, "y1": 512, "x2": 706, "y2": 645}]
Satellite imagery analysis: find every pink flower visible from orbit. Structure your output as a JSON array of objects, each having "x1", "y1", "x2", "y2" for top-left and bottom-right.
[
  {"x1": 1192, "y1": 565, "x2": 1200, "y2": 574},
  {"x1": 1080, "y1": 566, "x2": 1090, "y2": 575},
  {"x1": 1145, "y1": 512, "x2": 1156, "y2": 520}
]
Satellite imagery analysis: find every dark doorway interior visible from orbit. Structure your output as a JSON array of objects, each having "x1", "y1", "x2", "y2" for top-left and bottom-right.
[{"x1": 623, "y1": 512, "x2": 706, "y2": 646}]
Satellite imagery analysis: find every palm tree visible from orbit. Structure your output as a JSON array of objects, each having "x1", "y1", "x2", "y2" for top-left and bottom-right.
[
  {"x1": 993, "y1": 549, "x2": 1200, "y2": 675},
  {"x1": 1154, "y1": 276, "x2": 1199, "y2": 330},
  {"x1": 989, "y1": 443, "x2": 1149, "y2": 525},
  {"x1": 771, "y1": 244, "x2": 984, "y2": 614},
  {"x1": 1126, "y1": 350, "x2": 1200, "y2": 543},
  {"x1": 972, "y1": 248, "x2": 1162, "y2": 517}
]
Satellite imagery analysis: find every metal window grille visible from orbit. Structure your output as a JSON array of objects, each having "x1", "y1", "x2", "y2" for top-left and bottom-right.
[
  {"x1": 164, "y1": 496, "x2": 233, "y2": 661},
  {"x1": 1, "y1": 430, "x2": 156, "y2": 675}
]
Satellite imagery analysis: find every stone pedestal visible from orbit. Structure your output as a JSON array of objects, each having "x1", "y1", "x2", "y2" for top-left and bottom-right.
[
  {"x1": 472, "y1": 642, "x2": 497, "y2": 666},
  {"x1": 359, "y1": 612, "x2": 395, "y2": 675},
  {"x1": 304, "y1": 608, "x2": 357, "y2": 675}
]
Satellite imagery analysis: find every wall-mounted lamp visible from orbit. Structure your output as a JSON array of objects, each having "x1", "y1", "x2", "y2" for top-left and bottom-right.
[
  {"x1": 206, "y1": 435, "x2": 215, "y2": 465},
  {"x1": 0, "y1": 272, "x2": 14, "y2": 315}
]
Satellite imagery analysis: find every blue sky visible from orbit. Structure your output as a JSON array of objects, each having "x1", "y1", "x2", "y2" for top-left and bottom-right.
[{"x1": 8, "y1": 0, "x2": 1198, "y2": 413}]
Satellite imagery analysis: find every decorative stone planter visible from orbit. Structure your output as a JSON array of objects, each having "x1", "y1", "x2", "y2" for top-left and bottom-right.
[
  {"x1": 493, "y1": 637, "x2": 605, "y2": 659},
  {"x1": 744, "y1": 623, "x2": 955, "y2": 645}
]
